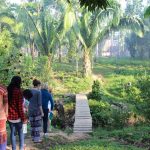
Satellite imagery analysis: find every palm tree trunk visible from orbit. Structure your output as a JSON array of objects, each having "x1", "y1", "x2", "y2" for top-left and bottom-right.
[
  {"x1": 31, "y1": 41, "x2": 35, "y2": 60},
  {"x1": 48, "y1": 53, "x2": 52, "y2": 71},
  {"x1": 0, "y1": 23, "x2": 2, "y2": 32},
  {"x1": 76, "y1": 56, "x2": 79, "y2": 76},
  {"x1": 58, "y1": 45, "x2": 62, "y2": 63},
  {"x1": 83, "y1": 49, "x2": 92, "y2": 77},
  {"x1": 95, "y1": 43, "x2": 99, "y2": 62}
]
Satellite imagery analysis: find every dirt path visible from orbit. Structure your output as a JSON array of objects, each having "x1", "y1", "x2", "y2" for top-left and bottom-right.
[{"x1": 7, "y1": 131, "x2": 91, "y2": 150}]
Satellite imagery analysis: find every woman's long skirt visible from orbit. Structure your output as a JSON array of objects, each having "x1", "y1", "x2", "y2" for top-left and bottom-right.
[{"x1": 29, "y1": 111, "x2": 42, "y2": 142}]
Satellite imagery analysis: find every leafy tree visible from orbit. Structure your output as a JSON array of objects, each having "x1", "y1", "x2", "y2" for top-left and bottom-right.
[
  {"x1": 0, "y1": 0, "x2": 7, "y2": 11},
  {"x1": 125, "y1": 33, "x2": 137, "y2": 58},
  {"x1": 144, "y1": 6, "x2": 150, "y2": 18},
  {"x1": 126, "y1": 31, "x2": 150, "y2": 59},
  {"x1": 123, "y1": 0, "x2": 147, "y2": 58},
  {"x1": 66, "y1": 30, "x2": 81, "y2": 74},
  {"x1": 19, "y1": 0, "x2": 75, "y2": 64},
  {"x1": 0, "y1": 29, "x2": 14, "y2": 56},
  {"x1": 77, "y1": 0, "x2": 109, "y2": 11},
  {"x1": 0, "y1": 3, "x2": 27, "y2": 50}
]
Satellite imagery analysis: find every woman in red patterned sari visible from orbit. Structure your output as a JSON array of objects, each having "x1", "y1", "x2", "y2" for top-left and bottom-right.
[{"x1": 0, "y1": 84, "x2": 8, "y2": 150}]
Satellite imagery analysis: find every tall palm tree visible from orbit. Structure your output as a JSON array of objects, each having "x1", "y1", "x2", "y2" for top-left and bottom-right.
[
  {"x1": 20, "y1": 0, "x2": 74, "y2": 63},
  {"x1": 70, "y1": 4, "x2": 120, "y2": 77},
  {"x1": 0, "y1": 4, "x2": 25, "y2": 49},
  {"x1": 65, "y1": 1, "x2": 145, "y2": 77}
]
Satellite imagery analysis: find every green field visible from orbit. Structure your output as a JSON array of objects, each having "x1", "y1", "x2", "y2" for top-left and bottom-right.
[
  {"x1": 49, "y1": 58, "x2": 150, "y2": 150},
  {"x1": 5, "y1": 58, "x2": 150, "y2": 150}
]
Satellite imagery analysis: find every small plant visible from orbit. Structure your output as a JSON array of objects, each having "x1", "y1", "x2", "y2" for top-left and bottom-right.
[
  {"x1": 124, "y1": 82, "x2": 141, "y2": 103},
  {"x1": 88, "y1": 80, "x2": 103, "y2": 101}
]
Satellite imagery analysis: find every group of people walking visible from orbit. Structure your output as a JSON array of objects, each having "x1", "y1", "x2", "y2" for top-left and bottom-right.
[{"x1": 0, "y1": 76, "x2": 54, "y2": 150}]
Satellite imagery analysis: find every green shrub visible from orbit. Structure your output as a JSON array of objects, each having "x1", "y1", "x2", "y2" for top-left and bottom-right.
[
  {"x1": 89, "y1": 99, "x2": 111, "y2": 127},
  {"x1": 0, "y1": 29, "x2": 14, "y2": 56},
  {"x1": 136, "y1": 76, "x2": 150, "y2": 121},
  {"x1": 124, "y1": 76, "x2": 150, "y2": 120},
  {"x1": 123, "y1": 75, "x2": 150, "y2": 121},
  {"x1": 124, "y1": 82, "x2": 141, "y2": 103},
  {"x1": 110, "y1": 108, "x2": 130, "y2": 129},
  {"x1": 0, "y1": 52, "x2": 33, "y2": 86},
  {"x1": 88, "y1": 80, "x2": 103, "y2": 100},
  {"x1": 89, "y1": 99, "x2": 130, "y2": 128}
]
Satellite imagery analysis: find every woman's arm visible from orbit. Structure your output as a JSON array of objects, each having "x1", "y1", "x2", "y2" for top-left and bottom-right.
[
  {"x1": 49, "y1": 93, "x2": 54, "y2": 111},
  {"x1": 40, "y1": 106, "x2": 44, "y2": 117},
  {"x1": 3, "y1": 91, "x2": 8, "y2": 117},
  {"x1": 38, "y1": 91, "x2": 44, "y2": 117}
]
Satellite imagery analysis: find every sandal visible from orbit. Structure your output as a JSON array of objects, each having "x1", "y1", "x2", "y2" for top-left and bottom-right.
[{"x1": 33, "y1": 140, "x2": 42, "y2": 143}]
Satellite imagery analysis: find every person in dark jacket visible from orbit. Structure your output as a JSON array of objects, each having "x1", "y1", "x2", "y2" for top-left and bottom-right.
[{"x1": 41, "y1": 83, "x2": 54, "y2": 136}]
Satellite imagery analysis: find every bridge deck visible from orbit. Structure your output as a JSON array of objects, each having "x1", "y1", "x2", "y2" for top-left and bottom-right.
[{"x1": 73, "y1": 94, "x2": 92, "y2": 133}]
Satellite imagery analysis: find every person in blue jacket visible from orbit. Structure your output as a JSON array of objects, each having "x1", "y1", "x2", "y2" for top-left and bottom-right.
[{"x1": 41, "y1": 83, "x2": 54, "y2": 136}]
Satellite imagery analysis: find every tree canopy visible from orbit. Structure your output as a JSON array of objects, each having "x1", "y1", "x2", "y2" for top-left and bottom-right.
[{"x1": 66, "y1": 0, "x2": 110, "y2": 11}]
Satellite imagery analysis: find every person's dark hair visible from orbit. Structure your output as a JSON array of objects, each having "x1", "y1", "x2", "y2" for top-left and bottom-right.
[
  {"x1": 23, "y1": 89, "x2": 33, "y2": 100},
  {"x1": 33, "y1": 79, "x2": 41, "y2": 87},
  {"x1": 7, "y1": 76, "x2": 22, "y2": 102}
]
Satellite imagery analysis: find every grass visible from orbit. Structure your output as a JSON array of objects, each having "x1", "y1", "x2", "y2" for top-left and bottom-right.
[
  {"x1": 92, "y1": 57, "x2": 150, "y2": 103},
  {"x1": 50, "y1": 57, "x2": 150, "y2": 150},
  {"x1": 52, "y1": 125, "x2": 150, "y2": 150},
  {"x1": 93, "y1": 57, "x2": 150, "y2": 77},
  {"x1": 52, "y1": 57, "x2": 150, "y2": 97}
]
